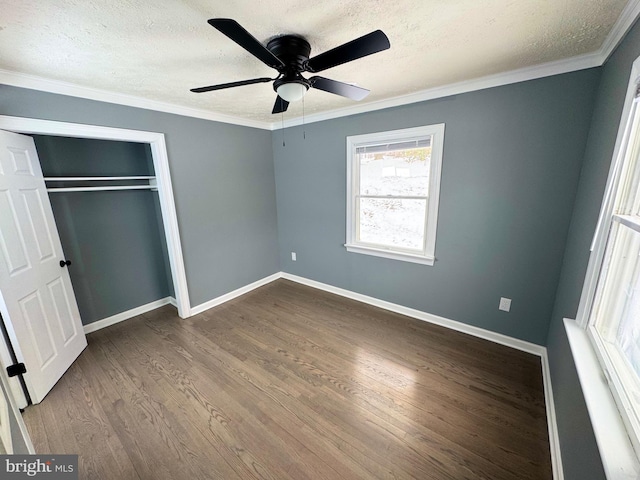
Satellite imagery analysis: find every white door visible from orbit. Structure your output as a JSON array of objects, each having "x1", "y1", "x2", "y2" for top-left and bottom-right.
[{"x1": 0, "y1": 130, "x2": 87, "y2": 404}]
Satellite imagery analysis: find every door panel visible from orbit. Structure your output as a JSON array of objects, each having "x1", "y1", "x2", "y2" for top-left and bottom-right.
[
  {"x1": 20, "y1": 292, "x2": 56, "y2": 368},
  {"x1": 21, "y1": 189, "x2": 56, "y2": 262},
  {"x1": 0, "y1": 129, "x2": 86, "y2": 404},
  {"x1": 6, "y1": 147, "x2": 33, "y2": 176},
  {"x1": 48, "y1": 278, "x2": 78, "y2": 344},
  {"x1": 0, "y1": 191, "x2": 30, "y2": 274}
]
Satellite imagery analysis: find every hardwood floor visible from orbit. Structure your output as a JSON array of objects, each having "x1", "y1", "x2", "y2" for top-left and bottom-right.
[{"x1": 22, "y1": 279, "x2": 552, "y2": 479}]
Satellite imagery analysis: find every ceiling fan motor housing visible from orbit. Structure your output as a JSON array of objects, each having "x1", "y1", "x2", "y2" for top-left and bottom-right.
[{"x1": 267, "y1": 35, "x2": 312, "y2": 91}]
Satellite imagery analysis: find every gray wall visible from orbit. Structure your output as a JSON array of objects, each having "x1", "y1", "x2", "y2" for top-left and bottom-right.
[
  {"x1": 0, "y1": 85, "x2": 280, "y2": 308},
  {"x1": 546, "y1": 19, "x2": 640, "y2": 480},
  {"x1": 274, "y1": 70, "x2": 600, "y2": 346},
  {"x1": 33, "y1": 135, "x2": 173, "y2": 326}
]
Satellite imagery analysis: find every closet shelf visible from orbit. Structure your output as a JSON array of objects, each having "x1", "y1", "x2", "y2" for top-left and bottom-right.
[
  {"x1": 44, "y1": 176, "x2": 155, "y2": 181},
  {"x1": 47, "y1": 185, "x2": 157, "y2": 193},
  {"x1": 44, "y1": 176, "x2": 157, "y2": 193}
]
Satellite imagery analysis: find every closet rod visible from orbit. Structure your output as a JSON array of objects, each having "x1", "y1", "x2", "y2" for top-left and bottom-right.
[
  {"x1": 44, "y1": 176, "x2": 155, "y2": 181},
  {"x1": 47, "y1": 185, "x2": 157, "y2": 193}
]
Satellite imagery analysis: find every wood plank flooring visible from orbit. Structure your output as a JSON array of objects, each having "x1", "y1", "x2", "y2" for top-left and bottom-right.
[{"x1": 22, "y1": 279, "x2": 552, "y2": 479}]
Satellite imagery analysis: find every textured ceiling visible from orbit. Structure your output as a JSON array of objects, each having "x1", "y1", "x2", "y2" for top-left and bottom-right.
[{"x1": 0, "y1": 0, "x2": 630, "y2": 123}]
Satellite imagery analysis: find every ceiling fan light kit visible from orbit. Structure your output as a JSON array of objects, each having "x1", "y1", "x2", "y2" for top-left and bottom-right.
[
  {"x1": 276, "y1": 82, "x2": 308, "y2": 102},
  {"x1": 191, "y1": 18, "x2": 390, "y2": 114}
]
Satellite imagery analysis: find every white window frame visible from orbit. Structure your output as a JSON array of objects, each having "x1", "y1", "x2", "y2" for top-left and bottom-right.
[
  {"x1": 571, "y1": 55, "x2": 640, "y2": 477},
  {"x1": 345, "y1": 124, "x2": 445, "y2": 265}
]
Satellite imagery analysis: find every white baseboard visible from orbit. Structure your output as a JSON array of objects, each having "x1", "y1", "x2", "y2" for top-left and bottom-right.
[
  {"x1": 281, "y1": 272, "x2": 544, "y2": 355},
  {"x1": 280, "y1": 272, "x2": 563, "y2": 479},
  {"x1": 541, "y1": 351, "x2": 564, "y2": 480},
  {"x1": 83, "y1": 297, "x2": 174, "y2": 334},
  {"x1": 189, "y1": 272, "x2": 281, "y2": 316}
]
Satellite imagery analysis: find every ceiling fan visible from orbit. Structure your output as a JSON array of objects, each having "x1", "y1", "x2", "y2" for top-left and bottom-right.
[{"x1": 191, "y1": 19, "x2": 390, "y2": 114}]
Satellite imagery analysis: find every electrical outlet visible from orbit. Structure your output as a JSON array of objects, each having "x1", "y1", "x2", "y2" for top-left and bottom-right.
[
  {"x1": 291, "y1": 252, "x2": 297, "y2": 261},
  {"x1": 499, "y1": 297, "x2": 511, "y2": 312}
]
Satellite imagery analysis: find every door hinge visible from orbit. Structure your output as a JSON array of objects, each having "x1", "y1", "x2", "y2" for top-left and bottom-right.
[{"x1": 6, "y1": 362, "x2": 26, "y2": 377}]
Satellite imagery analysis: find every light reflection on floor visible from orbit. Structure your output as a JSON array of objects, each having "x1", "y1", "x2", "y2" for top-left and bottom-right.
[{"x1": 352, "y1": 346, "x2": 417, "y2": 404}]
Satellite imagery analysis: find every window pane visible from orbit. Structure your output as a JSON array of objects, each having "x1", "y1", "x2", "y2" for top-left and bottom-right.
[
  {"x1": 618, "y1": 299, "x2": 640, "y2": 379},
  {"x1": 613, "y1": 226, "x2": 640, "y2": 378},
  {"x1": 358, "y1": 197, "x2": 426, "y2": 250},
  {"x1": 592, "y1": 222, "x2": 640, "y2": 438},
  {"x1": 595, "y1": 224, "x2": 640, "y2": 342},
  {"x1": 358, "y1": 145, "x2": 431, "y2": 197}
]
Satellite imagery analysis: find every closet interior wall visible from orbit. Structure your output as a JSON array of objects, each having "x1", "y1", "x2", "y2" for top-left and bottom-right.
[{"x1": 33, "y1": 135, "x2": 174, "y2": 326}]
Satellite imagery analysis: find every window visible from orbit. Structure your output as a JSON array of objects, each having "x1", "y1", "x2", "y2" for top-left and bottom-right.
[
  {"x1": 345, "y1": 124, "x2": 444, "y2": 265},
  {"x1": 584, "y1": 77, "x2": 640, "y2": 458}
]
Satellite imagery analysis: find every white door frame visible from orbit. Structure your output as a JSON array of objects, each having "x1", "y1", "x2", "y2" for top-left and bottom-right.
[
  {"x1": 0, "y1": 115, "x2": 191, "y2": 319},
  {"x1": 0, "y1": 354, "x2": 35, "y2": 453}
]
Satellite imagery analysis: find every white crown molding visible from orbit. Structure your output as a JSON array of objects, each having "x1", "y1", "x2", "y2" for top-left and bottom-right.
[
  {"x1": 600, "y1": 0, "x2": 640, "y2": 63},
  {"x1": 0, "y1": 69, "x2": 272, "y2": 131},
  {"x1": 0, "y1": 51, "x2": 607, "y2": 133},
  {"x1": 270, "y1": 51, "x2": 603, "y2": 129},
  {"x1": 0, "y1": 50, "x2": 615, "y2": 133}
]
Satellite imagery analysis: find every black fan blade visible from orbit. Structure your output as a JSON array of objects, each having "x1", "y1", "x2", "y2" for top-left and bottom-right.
[
  {"x1": 191, "y1": 77, "x2": 273, "y2": 93},
  {"x1": 208, "y1": 19, "x2": 284, "y2": 70},
  {"x1": 309, "y1": 76, "x2": 370, "y2": 101},
  {"x1": 272, "y1": 96, "x2": 289, "y2": 114},
  {"x1": 305, "y1": 30, "x2": 390, "y2": 73}
]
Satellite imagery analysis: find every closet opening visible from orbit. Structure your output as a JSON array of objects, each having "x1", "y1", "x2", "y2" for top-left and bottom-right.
[
  {"x1": 0, "y1": 115, "x2": 190, "y2": 409},
  {"x1": 35, "y1": 135, "x2": 175, "y2": 327}
]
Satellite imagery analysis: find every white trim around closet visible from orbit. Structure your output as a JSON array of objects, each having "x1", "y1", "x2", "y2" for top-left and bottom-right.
[{"x1": 0, "y1": 115, "x2": 191, "y2": 318}]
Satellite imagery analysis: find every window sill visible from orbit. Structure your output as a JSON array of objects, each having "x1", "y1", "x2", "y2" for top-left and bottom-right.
[
  {"x1": 344, "y1": 243, "x2": 435, "y2": 265},
  {"x1": 564, "y1": 318, "x2": 640, "y2": 479}
]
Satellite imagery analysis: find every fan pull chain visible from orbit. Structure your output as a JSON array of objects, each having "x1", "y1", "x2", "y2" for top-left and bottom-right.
[
  {"x1": 302, "y1": 96, "x2": 306, "y2": 140},
  {"x1": 281, "y1": 111, "x2": 285, "y2": 147}
]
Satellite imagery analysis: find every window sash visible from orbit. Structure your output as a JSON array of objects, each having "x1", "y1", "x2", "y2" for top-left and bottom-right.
[
  {"x1": 353, "y1": 160, "x2": 429, "y2": 254},
  {"x1": 345, "y1": 124, "x2": 444, "y2": 265},
  {"x1": 355, "y1": 138, "x2": 431, "y2": 155},
  {"x1": 588, "y1": 98, "x2": 640, "y2": 256},
  {"x1": 585, "y1": 84, "x2": 640, "y2": 459},
  {"x1": 354, "y1": 196, "x2": 429, "y2": 254},
  {"x1": 589, "y1": 220, "x2": 640, "y2": 455}
]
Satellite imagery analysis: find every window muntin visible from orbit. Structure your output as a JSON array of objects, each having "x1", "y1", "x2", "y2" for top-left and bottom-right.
[{"x1": 346, "y1": 125, "x2": 444, "y2": 265}]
